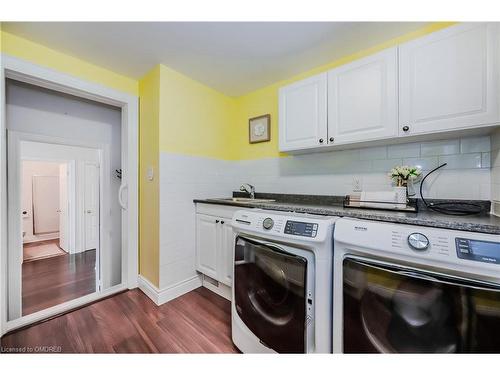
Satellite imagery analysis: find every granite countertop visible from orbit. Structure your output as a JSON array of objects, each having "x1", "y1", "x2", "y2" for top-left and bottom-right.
[{"x1": 193, "y1": 192, "x2": 500, "y2": 235}]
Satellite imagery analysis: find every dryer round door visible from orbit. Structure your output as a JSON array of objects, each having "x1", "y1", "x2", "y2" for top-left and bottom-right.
[{"x1": 342, "y1": 257, "x2": 500, "y2": 353}]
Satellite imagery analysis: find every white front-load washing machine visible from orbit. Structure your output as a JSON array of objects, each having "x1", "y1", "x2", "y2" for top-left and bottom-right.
[{"x1": 231, "y1": 209, "x2": 338, "y2": 353}]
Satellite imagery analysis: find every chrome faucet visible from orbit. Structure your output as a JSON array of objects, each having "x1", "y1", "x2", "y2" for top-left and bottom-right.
[{"x1": 240, "y1": 183, "x2": 255, "y2": 199}]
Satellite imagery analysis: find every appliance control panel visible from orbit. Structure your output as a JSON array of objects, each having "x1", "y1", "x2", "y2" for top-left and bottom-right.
[
  {"x1": 232, "y1": 209, "x2": 337, "y2": 242},
  {"x1": 455, "y1": 238, "x2": 500, "y2": 265},
  {"x1": 336, "y1": 218, "x2": 500, "y2": 274},
  {"x1": 284, "y1": 221, "x2": 319, "y2": 238}
]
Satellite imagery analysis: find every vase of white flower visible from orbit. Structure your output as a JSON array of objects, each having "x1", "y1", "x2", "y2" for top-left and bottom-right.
[{"x1": 388, "y1": 165, "x2": 422, "y2": 204}]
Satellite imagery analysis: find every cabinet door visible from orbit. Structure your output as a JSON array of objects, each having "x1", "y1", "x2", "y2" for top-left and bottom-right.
[
  {"x1": 195, "y1": 214, "x2": 219, "y2": 279},
  {"x1": 218, "y1": 220, "x2": 234, "y2": 286},
  {"x1": 327, "y1": 47, "x2": 398, "y2": 145},
  {"x1": 279, "y1": 73, "x2": 328, "y2": 152},
  {"x1": 399, "y1": 23, "x2": 500, "y2": 136}
]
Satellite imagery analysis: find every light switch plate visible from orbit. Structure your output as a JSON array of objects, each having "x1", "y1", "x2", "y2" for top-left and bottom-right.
[{"x1": 147, "y1": 166, "x2": 154, "y2": 181}]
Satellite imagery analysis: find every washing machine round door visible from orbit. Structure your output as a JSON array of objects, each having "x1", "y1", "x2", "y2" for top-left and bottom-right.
[{"x1": 233, "y1": 236, "x2": 307, "y2": 353}]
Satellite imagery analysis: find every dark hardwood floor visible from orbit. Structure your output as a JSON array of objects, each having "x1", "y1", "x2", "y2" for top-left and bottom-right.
[
  {"x1": 2, "y1": 287, "x2": 239, "y2": 353},
  {"x1": 22, "y1": 249, "x2": 96, "y2": 316}
]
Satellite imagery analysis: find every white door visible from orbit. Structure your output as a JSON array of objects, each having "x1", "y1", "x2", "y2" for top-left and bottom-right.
[
  {"x1": 58, "y1": 164, "x2": 69, "y2": 251},
  {"x1": 195, "y1": 214, "x2": 219, "y2": 279},
  {"x1": 219, "y1": 219, "x2": 234, "y2": 286},
  {"x1": 279, "y1": 73, "x2": 328, "y2": 152},
  {"x1": 32, "y1": 175, "x2": 60, "y2": 234},
  {"x1": 84, "y1": 163, "x2": 99, "y2": 251},
  {"x1": 328, "y1": 47, "x2": 398, "y2": 145},
  {"x1": 399, "y1": 23, "x2": 500, "y2": 136}
]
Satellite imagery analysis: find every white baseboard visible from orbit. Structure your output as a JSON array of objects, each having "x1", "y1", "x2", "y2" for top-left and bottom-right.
[
  {"x1": 202, "y1": 275, "x2": 232, "y2": 301},
  {"x1": 138, "y1": 274, "x2": 202, "y2": 306}
]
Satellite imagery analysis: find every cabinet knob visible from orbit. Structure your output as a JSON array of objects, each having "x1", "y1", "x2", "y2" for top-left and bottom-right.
[
  {"x1": 402, "y1": 125, "x2": 410, "y2": 132},
  {"x1": 221, "y1": 220, "x2": 225, "y2": 224},
  {"x1": 319, "y1": 138, "x2": 324, "y2": 144},
  {"x1": 215, "y1": 219, "x2": 219, "y2": 223},
  {"x1": 329, "y1": 137, "x2": 334, "y2": 142}
]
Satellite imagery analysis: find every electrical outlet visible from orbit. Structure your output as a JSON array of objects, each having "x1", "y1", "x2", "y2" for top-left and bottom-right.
[{"x1": 352, "y1": 177, "x2": 362, "y2": 192}]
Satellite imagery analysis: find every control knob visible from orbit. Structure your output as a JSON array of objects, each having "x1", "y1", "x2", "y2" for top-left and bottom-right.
[
  {"x1": 263, "y1": 217, "x2": 274, "y2": 230},
  {"x1": 407, "y1": 233, "x2": 429, "y2": 251}
]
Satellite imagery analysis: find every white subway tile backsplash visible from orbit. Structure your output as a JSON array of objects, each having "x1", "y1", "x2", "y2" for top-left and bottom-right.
[
  {"x1": 460, "y1": 136, "x2": 491, "y2": 153},
  {"x1": 372, "y1": 158, "x2": 403, "y2": 172},
  {"x1": 438, "y1": 153, "x2": 482, "y2": 169},
  {"x1": 403, "y1": 157, "x2": 439, "y2": 171},
  {"x1": 482, "y1": 153, "x2": 491, "y2": 169},
  {"x1": 491, "y1": 129, "x2": 500, "y2": 151},
  {"x1": 421, "y1": 139, "x2": 460, "y2": 156},
  {"x1": 387, "y1": 142, "x2": 421, "y2": 158},
  {"x1": 491, "y1": 183, "x2": 500, "y2": 201},
  {"x1": 492, "y1": 167, "x2": 500, "y2": 184},
  {"x1": 359, "y1": 146, "x2": 387, "y2": 160}
]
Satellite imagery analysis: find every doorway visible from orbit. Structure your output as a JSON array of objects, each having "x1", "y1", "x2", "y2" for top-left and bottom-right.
[
  {"x1": 0, "y1": 55, "x2": 138, "y2": 335},
  {"x1": 22, "y1": 160, "x2": 69, "y2": 261},
  {"x1": 16, "y1": 142, "x2": 101, "y2": 317}
]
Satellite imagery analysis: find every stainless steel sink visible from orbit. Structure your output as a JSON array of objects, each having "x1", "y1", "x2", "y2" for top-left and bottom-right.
[{"x1": 209, "y1": 197, "x2": 276, "y2": 204}]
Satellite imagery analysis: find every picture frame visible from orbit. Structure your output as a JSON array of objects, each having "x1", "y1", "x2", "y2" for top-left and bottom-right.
[{"x1": 248, "y1": 114, "x2": 271, "y2": 144}]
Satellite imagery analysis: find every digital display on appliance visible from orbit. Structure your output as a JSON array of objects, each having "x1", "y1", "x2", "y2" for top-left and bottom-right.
[
  {"x1": 470, "y1": 240, "x2": 499, "y2": 257},
  {"x1": 455, "y1": 237, "x2": 500, "y2": 264},
  {"x1": 284, "y1": 221, "x2": 318, "y2": 237}
]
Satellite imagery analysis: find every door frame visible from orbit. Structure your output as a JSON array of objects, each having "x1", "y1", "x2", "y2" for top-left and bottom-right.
[
  {"x1": 82, "y1": 161, "x2": 100, "y2": 252},
  {"x1": 8, "y1": 135, "x2": 103, "y2": 319},
  {"x1": 0, "y1": 54, "x2": 139, "y2": 334}
]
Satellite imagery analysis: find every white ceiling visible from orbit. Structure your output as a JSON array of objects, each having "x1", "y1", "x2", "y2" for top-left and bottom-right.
[{"x1": 3, "y1": 22, "x2": 428, "y2": 96}]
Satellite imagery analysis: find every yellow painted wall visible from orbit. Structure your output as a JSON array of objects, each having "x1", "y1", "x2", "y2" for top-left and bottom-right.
[
  {"x1": 1, "y1": 22, "x2": 457, "y2": 289},
  {"x1": 138, "y1": 66, "x2": 161, "y2": 287},
  {"x1": 158, "y1": 65, "x2": 236, "y2": 159},
  {"x1": 0, "y1": 31, "x2": 138, "y2": 96},
  {"x1": 230, "y1": 22, "x2": 457, "y2": 160}
]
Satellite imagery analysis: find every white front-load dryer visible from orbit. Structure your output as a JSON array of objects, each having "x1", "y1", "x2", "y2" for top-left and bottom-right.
[
  {"x1": 333, "y1": 217, "x2": 500, "y2": 353},
  {"x1": 231, "y1": 209, "x2": 338, "y2": 353}
]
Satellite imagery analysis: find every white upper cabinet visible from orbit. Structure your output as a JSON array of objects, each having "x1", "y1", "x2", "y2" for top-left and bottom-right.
[
  {"x1": 327, "y1": 47, "x2": 398, "y2": 145},
  {"x1": 279, "y1": 73, "x2": 328, "y2": 152},
  {"x1": 399, "y1": 23, "x2": 500, "y2": 136}
]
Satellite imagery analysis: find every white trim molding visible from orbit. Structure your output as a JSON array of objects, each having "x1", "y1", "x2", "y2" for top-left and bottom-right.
[
  {"x1": 0, "y1": 53, "x2": 139, "y2": 335},
  {"x1": 3, "y1": 284, "x2": 125, "y2": 334},
  {"x1": 138, "y1": 275, "x2": 202, "y2": 306}
]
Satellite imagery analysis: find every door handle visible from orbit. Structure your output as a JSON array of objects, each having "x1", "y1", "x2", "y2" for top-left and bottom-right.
[
  {"x1": 86, "y1": 210, "x2": 92, "y2": 214},
  {"x1": 118, "y1": 183, "x2": 128, "y2": 210}
]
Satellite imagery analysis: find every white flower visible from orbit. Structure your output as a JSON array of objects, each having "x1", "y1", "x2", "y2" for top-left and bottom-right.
[{"x1": 389, "y1": 165, "x2": 422, "y2": 183}]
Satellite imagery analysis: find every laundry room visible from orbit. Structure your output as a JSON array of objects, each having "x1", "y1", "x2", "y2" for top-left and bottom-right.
[{"x1": 1, "y1": 1, "x2": 500, "y2": 373}]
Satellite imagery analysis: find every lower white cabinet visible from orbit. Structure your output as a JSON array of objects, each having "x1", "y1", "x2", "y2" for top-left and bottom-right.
[
  {"x1": 195, "y1": 214, "x2": 219, "y2": 279},
  {"x1": 195, "y1": 212, "x2": 234, "y2": 287}
]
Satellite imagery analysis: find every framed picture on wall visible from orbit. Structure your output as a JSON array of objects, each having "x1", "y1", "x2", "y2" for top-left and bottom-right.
[{"x1": 248, "y1": 114, "x2": 271, "y2": 144}]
